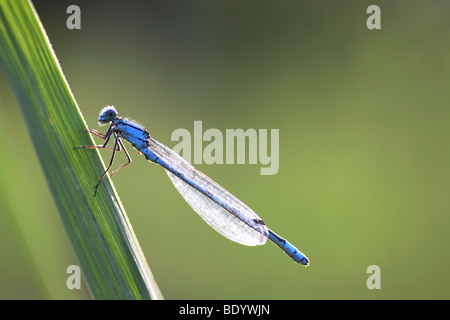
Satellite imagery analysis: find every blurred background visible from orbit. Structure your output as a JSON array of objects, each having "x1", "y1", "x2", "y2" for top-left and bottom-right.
[{"x1": 0, "y1": 0, "x2": 449, "y2": 299}]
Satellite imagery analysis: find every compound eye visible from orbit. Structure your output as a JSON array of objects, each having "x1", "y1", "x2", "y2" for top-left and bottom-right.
[{"x1": 98, "y1": 106, "x2": 118, "y2": 123}]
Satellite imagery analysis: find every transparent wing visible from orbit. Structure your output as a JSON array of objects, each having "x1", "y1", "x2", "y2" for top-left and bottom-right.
[{"x1": 148, "y1": 137, "x2": 268, "y2": 246}]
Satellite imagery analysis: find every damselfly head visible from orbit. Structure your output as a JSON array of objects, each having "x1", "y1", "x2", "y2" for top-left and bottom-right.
[{"x1": 98, "y1": 106, "x2": 118, "y2": 124}]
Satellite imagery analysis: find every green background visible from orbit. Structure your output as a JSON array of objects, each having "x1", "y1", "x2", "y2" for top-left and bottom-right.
[{"x1": 1, "y1": 0, "x2": 449, "y2": 299}]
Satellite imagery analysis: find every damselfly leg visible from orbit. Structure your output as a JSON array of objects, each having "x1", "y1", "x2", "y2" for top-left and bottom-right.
[{"x1": 74, "y1": 128, "x2": 132, "y2": 196}]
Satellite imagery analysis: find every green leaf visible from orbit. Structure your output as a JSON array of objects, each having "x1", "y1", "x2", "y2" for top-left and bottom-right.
[{"x1": 0, "y1": 0, "x2": 163, "y2": 299}]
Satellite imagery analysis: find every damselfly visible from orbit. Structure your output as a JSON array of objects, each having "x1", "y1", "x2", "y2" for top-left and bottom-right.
[{"x1": 75, "y1": 106, "x2": 309, "y2": 266}]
